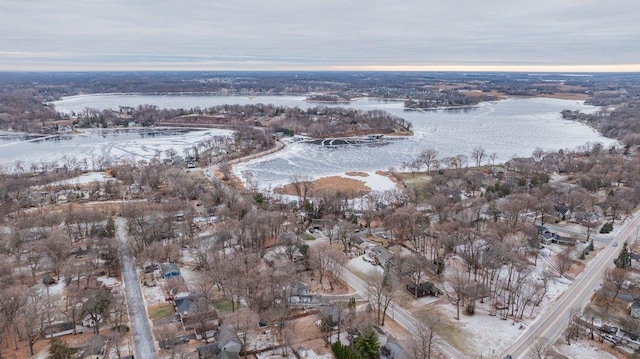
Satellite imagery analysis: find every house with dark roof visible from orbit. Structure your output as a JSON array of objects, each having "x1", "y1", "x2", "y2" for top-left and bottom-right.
[
  {"x1": 541, "y1": 231, "x2": 556, "y2": 244},
  {"x1": 173, "y1": 295, "x2": 219, "y2": 334},
  {"x1": 213, "y1": 326, "x2": 242, "y2": 353},
  {"x1": 197, "y1": 344, "x2": 241, "y2": 359},
  {"x1": 161, "y1": 263, "x2": 181, "y2": 278},
  {"x1": 371, "y1": 245, "x2": 396, "y2": 268},
  {"x1": 554, "y1": 204, "x2": 571, "y2": 220},
  {"x1": 406, "y1": 282, "x2": 442, "y2": 297},
  {"x1": 174, "y1": 296, "x2": 196, "y2": 317},
  {"x1": 197, "y1": 326, "x2": 243, "y2": 359}
]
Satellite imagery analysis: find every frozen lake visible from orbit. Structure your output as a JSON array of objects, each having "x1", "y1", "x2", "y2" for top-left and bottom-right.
[
  {"x1": 46, "y1": 94, "x2": 618, "y2": 189},
  {"x1": 0, "y1": 127, "x2": 232, "y2": 171}
]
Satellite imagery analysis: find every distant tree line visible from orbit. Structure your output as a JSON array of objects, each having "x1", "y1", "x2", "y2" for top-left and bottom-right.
[
  {"x1": 563, "y1": 97, "x2": 640, "y2": 145},
  {"x1": 404, "y1": 89, "x2": 495, "y2": 109},
  {"x1": 161, "y1": 103, "x2": 412, "y2": 138}
]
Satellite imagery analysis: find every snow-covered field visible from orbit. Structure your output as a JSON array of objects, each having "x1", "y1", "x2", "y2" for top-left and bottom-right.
[
  {"x1": 433, "y1": 272, "x2": 570, "y2": 357},
  {"x1": 345, "y1": 249, "x2": 574, "y2": 357},
  {"x1": 556, "y1": 341, "x2": 620, "y2": 359},
  {"x1": 142, "y1": 284, "x2": 166, "y2": 306}
]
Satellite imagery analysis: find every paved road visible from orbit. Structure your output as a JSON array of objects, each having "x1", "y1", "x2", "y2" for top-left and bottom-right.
[
  {"x1": 117, "y1": 218, "x2": 157, "y2": 359},
  {"x1": 339, "y1": 265, "x2": 468, "y2": 359},
  {"x1": 504, "y1": 211, "x2": 640, "y2": 359}
]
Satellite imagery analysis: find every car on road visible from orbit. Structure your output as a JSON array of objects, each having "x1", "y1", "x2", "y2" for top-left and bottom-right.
[{"x1": 612, "y1": 242, "x2": 618, "y2": 247}]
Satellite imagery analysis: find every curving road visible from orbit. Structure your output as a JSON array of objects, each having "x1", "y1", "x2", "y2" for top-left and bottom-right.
[
  {"x1": 117, "y1": 218, "x2": 158, "y2": 359},
  {"x1": 504, "y1": 211, "x2": 640, "y2": 358}
]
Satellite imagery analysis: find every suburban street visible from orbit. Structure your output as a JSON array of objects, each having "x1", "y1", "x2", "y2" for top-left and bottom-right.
[
  {"x1": 117, "y1": 218, "x2": 158, "y2": 359},
  {"x1": 504, "y1": 211, "x2": 640, "y2": 358}
]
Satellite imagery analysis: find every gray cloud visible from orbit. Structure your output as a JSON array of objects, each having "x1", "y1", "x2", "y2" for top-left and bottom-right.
[{"x1": 1, "y1": 0, "x2": 639, "y2": 71}]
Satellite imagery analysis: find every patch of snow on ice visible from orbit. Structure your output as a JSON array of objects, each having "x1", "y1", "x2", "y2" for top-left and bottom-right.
[
  {"x1": 345, "y1": 171, "x2": 397, "y2": 192},
  {"x1": 49, "y1": 172, "x2": 115, "y2": 186}
]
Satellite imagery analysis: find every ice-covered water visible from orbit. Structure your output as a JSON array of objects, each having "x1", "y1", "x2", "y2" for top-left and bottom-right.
[
  {"x1": 47, "y1": 94, "x2": 617, "y2": 190},
  {"x1": 0, "y1": 127, "x2": 232, "y2": 171},
  {"x1": 52, "y1": 93, "x2": 309, "y2": 115},
  {"x1": 233, "y1": 97, "x2": 617, "y2": 190}
]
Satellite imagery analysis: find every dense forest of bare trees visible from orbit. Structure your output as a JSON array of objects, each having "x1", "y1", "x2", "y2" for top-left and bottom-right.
[{"x1": 162, "y1": 104, "x2": 412, "y2": 138}]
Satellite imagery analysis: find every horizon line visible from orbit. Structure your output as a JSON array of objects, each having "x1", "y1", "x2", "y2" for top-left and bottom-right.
[{"x1": 2, "y1": 63, "x2": 640, "y2": 73}]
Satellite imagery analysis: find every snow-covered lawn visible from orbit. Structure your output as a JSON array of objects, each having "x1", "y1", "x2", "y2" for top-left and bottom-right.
[
  {"x1": 142, "y1": 282, "x2": 166, "y2": 306},
  {"x1": 429, "y1": 272, "x2": 571, "y2": 357},
  {"x1": 346, "y1": 254, "x2": 382, "y2": 277},
  {"x1": 406, "y1": 255, "x2": 571, "y2": 357},
  {"x1": 179, "y1": 265, "x2": 201, "y2": 289},
  {"x1": 434, "y1": 303, "x2": 526, "y2": 358},
  {"x1": 344, "y1": 237, "x2": 580, "y2": 358},
  {"x1": 40, "y1": 278, "x2": 66, "y2": 297},
  {"x1": 556, "y1": 340, "x2": 620, "y2": 359}
]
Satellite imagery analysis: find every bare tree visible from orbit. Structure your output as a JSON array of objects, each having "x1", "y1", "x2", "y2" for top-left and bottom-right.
[
  {"x1": 603, "y1": 268, "x2": 629, "y2": 303},
  {"x1": 41, "y1": 230, "x2": 71, "y2": 279},
  {"x1": 326, "y1": 249, "x2": 345, "y2": 291},
  {"x1": 527, "y1": 337, "x2": 550, "y2": 359},
  {"x1": 471, "y1": 147, "x2": 486, "y2": 167},
  {"x1": 409, "y1": 322, "x2": 439, "y2": 359},
  {"x1": 445, "y1": 265, "x2": 468, "y2": 320},
  {"x1": 555, "y1": 247, "x2": 574, "y2": 277},
  {"x1": 21, "y1": 288, "x2": 42, "y2": 356},
  {"x1": 532, "y1": 148, "x2": 545, "y2": 162},
  {"x1": 488, "y1": 152, "x2": 497, "y2": 165},
  {"x1": 401, "y1": 253, "x2": 430, "y2": 298},
  {"x1": 309, "y1": 243, "x2": 334, "y2": 290},
  {"x1": 367, "y1": 269, "x2": 399, "y2": 326},
  {"x1": 523, "y1": 224, "x2": 541, "y2": 266},
  {"x1": 82, "y1": 287, "x2": 113, "y2": 334},
  {"x1": 25, "y1": 247, "x2": 44, "y2": 284},
  {"x1": 110, "y1": 293, "x2": 129, "y2": 332},
  {"x1": 290, "y1": 174, "x2": 314, "y2": 208},
  {"x1": 563, "y1": 307, "x2": 582, "y2": 345},
  {"x1": 418, "y1": 149, "x2": 439, "y2": 174}
]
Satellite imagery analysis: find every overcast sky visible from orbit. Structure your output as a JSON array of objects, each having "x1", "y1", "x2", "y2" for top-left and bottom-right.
[{"x1": 1, "y1": 0, "x2": 639, "y2": 71}]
